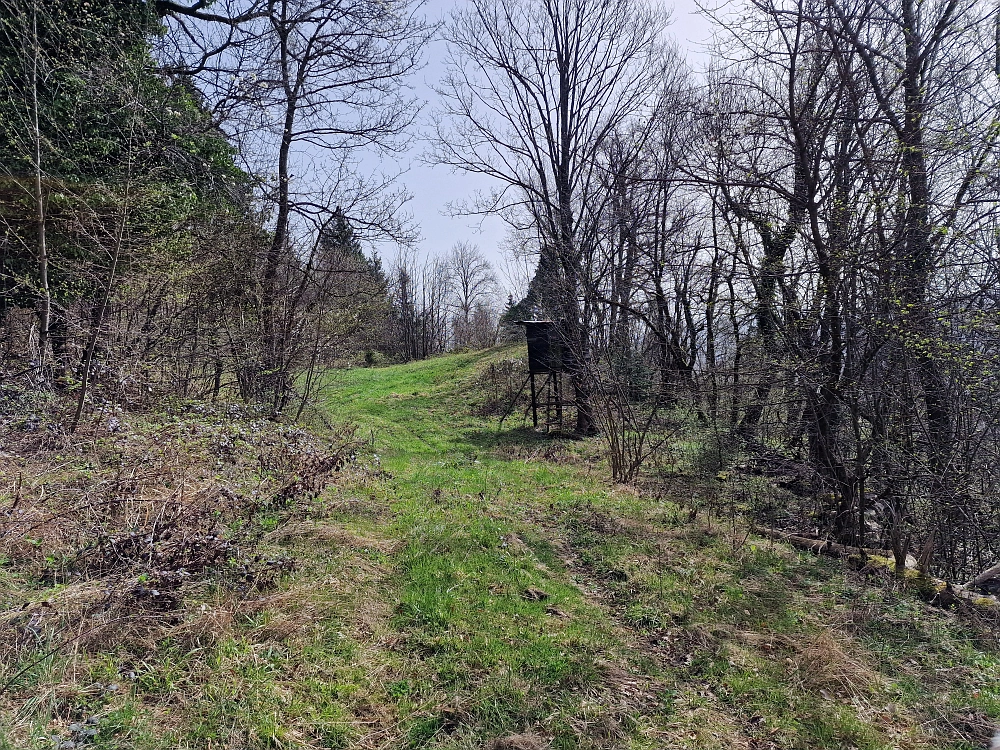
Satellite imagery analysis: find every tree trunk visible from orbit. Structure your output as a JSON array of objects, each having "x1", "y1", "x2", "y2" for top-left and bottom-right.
[{"x1": 30, "y1": 2, "x2": 51, "y2": 384}]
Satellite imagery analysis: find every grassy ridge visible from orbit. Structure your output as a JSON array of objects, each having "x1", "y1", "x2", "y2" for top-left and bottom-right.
[{"x1": 3, "y1": 348, "x2": 998, "y2": 749}]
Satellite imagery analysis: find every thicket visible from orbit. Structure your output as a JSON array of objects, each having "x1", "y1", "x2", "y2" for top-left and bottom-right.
[
  {"x1": 0, "y1": 0, "x2": 439, "y2": 421},
  {"x1": 432, "y1": 0, "x2": 1000, "y2": 584}
]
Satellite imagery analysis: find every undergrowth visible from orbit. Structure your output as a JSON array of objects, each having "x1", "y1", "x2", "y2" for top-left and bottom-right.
[{"x1": 1, "y1": 349, "x2": 997, "y2": 749}]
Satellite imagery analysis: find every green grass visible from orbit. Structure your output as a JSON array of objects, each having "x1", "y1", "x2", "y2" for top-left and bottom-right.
[
  {"x1": 298, "y1": 350, "x2": 1000, "y2": 749},
  {"x1": 5, "y1": 348, "x2": 999, "y2": 749}
]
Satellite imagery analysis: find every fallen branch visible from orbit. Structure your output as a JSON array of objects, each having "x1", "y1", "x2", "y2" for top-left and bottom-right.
[
  {"x1": 756, "y1": 527, "x2": 999, "y2": 614},
  {"x1": 754, "y1": 527, "x2": 895, "y2": 561},
  {"x1": 969, "y1": 563, "x2": 1000, "y2": 595}
]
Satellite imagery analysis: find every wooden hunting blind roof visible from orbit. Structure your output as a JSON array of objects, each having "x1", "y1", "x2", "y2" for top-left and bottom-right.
[{"x1": 516, "y1": 319, "x2": 570, "y2": 374}]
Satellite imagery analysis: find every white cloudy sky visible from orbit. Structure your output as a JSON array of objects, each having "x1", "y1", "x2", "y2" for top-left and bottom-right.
[{"x1": 369, "y1": 0, "x2": 718, "y2": 289}]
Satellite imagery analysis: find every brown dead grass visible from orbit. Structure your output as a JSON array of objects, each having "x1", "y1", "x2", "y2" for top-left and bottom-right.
[
  {"x1": 592, "y1": 659, "x2": 664, "y2": 720},
  {"x1": 658, "y1": 698, "x2": 758, "y2": 750},
  {"x1": 0, "y1": 405, "x2": 363, "y2": 723},
  {"x1": 735, "y1": 627, "x2": 881, "y2": 701},
  {"x1": 485, "y1": 732, "x2": 551, "y2": 749},
  {"x1": 269, "y1": 521, "x2": 401, "y2": 555},
  {"x1": 795, "y1": 628, "x2": 881, "y2": 699}
]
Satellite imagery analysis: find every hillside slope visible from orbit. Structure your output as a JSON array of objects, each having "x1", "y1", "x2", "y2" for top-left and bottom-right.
[{"x1": 2, "y1": 350, "x2": 998, "y2": 749}]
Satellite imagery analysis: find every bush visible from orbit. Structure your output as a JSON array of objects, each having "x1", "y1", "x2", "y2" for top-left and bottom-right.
[{"x1": 363, "y1": 349, "x2": 385, "y2": 367}]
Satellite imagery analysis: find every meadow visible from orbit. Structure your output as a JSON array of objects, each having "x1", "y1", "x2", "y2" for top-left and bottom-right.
[{"x1": 2, "y1": 349, "x2": 998, "y2": 749}]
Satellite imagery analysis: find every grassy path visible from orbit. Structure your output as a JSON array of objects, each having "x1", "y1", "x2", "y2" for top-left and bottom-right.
[
  {"x1": 304, "y1": 350, "x2": 999, "y2": 750},
  {"x1": 315, "y1": 351, "x2": 632, "y2": 747}
]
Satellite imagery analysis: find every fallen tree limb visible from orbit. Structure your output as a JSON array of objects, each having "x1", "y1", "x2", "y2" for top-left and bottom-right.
[
  {"x1": 970, "y1": 563, "x2": 1000, "y2": 595},
  {"x1": 754, "y1": 527, "x2": 895, "y2": 561},
  {"x1": 755, "y1": 527, "x2": 999, "y2": 614}
]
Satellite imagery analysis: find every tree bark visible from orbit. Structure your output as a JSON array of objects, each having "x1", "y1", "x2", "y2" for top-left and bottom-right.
[{"x1": 29, "y1": 1, "x2": 51, "y2": 384}]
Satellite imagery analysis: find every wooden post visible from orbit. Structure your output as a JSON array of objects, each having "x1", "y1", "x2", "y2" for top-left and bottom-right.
[
  {"x1": 530, "y1": 372, "x2": 538, "y2": 428},
  {"x1": 555, "y1": 372, "x2": 563, "y2": 430}
]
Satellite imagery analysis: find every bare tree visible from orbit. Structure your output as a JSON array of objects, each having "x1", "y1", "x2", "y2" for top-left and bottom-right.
[
  {"x1": 0, "y1": 0, "x2": 56, "y2": 382},
  {"x1": 160, "y1": 0, "x2": 433, "y2": 408},
  {"x1": 388, "y1": 248, "x2": 454, "y2": 359},
  {"x1": 586, "y1": 50, "x2": 700, "y2": 404},
  {"x1": 680, "y1": 0, "x2": 1000, "y2": 576},
  {"x1": 448, "y1": 242, "x2": 497, "y2": 348},
  {"x1": 432, "y1": 0, "x2": 670, "y2": 434}
]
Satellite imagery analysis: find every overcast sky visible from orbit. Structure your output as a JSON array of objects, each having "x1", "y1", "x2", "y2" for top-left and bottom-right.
[{"x1": 372, "y1": 0, "x2": 718, "y2": 290}]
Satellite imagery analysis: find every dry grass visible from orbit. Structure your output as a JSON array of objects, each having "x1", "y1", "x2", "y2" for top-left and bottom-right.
[
  {"x1": 3, "y1": 352, "x2": 998, "y2": 749},
  {"x1": 269, "y1": 521, "x2": 402, "y2": 556},
  {"x1": 0, "y1": 399, "x2": 362, "y2": 740},
  {"x1": 794, "y1": 628, "x2": 882, "y2": 700}
]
